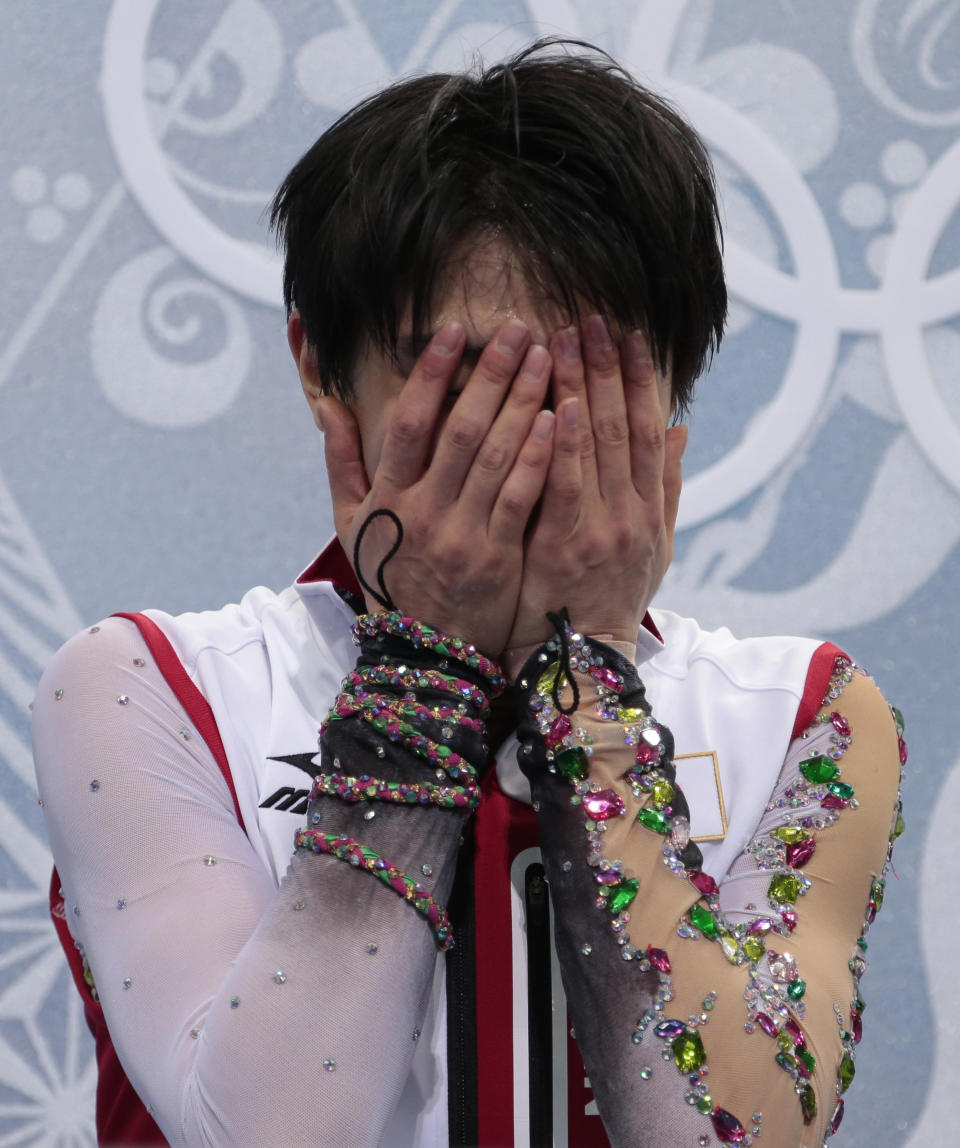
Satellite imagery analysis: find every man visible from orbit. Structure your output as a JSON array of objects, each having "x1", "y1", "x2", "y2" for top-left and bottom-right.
[{"x1": 34, "y1": 43, "x2": 902, "y2": 1146}]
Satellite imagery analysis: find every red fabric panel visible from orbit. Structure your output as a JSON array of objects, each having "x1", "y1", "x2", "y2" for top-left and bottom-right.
[
  {"x1": 791, "y1": 641, "x2": 848, "y2": 741},
  {"x1": 112, "y1": 612, "x2": 245, "y2": 832}
]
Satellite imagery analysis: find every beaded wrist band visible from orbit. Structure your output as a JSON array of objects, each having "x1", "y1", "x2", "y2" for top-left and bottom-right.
[
  {"x1": 353, "y1": 612, "x2": 507, "y2": 695},
  {"x1": 345, "y1": 664, "x2": 491, "y2": 713},
  {"x1": 310, "y1": 770, "x2": 480, "y2": 809},
  {"x1": 295, "y1": 828, "x2": 454, "y2": 950}
]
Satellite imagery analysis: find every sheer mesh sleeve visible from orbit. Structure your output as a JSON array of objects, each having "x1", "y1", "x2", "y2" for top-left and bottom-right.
[
  {"x1": 515, "y1": 630, "x2": 903, "y2": 1147},
  {"x1": 33, "y1": 615, "x2": 489, "y2": 1147}
]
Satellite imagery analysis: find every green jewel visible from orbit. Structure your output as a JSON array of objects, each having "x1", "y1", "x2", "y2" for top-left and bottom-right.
[
  {"x1": 768, "y1": 874, "x2": 801, "y2": 904},
  {"x1": 799, "y1": 755, "x2": 840, "y2": 784},
  {"x1": 893, "y1": 809, "x2": 905, "y2": 840},
  {"x1": 650, "y1": 779, "x2": 675, "y2": 808},
  {"x1": 799, "y1": 1083, "x2": 817, "y2": 1123},
  {"x1": 360, "y1": 846, "x2": 379, "y2": 862},
  {"x1": 892, "y1": 706, "x2": 905, "y2": 734},
  {"x1": 556, "y1": 746, "x2": 589, "y2": 782},
  {"x1": 827, "y1": 781, "x2": 855, "y2": 799},
  {"x1": 797, "y1": 1046, "x2": 817, "y2": 1073},
  {"x1": 689, "y1": 903, "x2": 719, "y2": 940},
  {"x1": 854, "y1": 997, "x2": 865, "y2": 1014},
  {"x1": 870, "y1": 878, "x2": 885, "y2": 912},
  {"x1": 770, "y1": 826, "x2": 808, "y2": 844},
  {"x1": 537, "y1": 661, "x2": 567, "y2": 697},
  {"x1": 672, "y1": 1029, "x2": 705, "y2": 1073},
  {"x1": 776, "y1": 1051, "x2": 799, "y2": 1074},
  {"x1": 608, "y1": 878, "x2": 640, "y2": 915},
  {"x1": 777, "y1": 1031, "x2": 793, "y2": 1052},
  {"x1": 637, "y1": 808, "x2": 671, "y2": 834},
  {"x1": 838, "y1": 1054, "x2": 855, "y2": 1093},
  {"x1": 857, "y1": 936, "x2": 868, "y2": 951},
  {"x1": 697, "y1": 1097, "x2": 712, "y2": 1114},
  {"x1": 434, "y1": 641, "x2": 449, "y2": 655},
  {"x1": 743, "y1": 934, "x2": 766, "y2": 962},
  {"x1": 787, "y1": 979, "x2": 806, "y2": 1000},
  {"x1": 616, "y1": 705, "x2": 647, "y2": 724},
  {"x1": 720, "y1": 932, "x2": 739, "y2": 963}
]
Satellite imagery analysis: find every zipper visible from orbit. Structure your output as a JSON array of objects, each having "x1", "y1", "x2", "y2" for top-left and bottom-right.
[{"x1": 525, "y1": 861, "x2": 553, "y2": 1147}]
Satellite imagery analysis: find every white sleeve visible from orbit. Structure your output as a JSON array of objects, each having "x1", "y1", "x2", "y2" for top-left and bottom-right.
[{"x1": 32, "y1": 616, "x2": 457, "y2": 1147}]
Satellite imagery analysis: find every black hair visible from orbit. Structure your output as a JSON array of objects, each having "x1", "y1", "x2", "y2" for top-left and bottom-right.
[{"x1": 270, "y1": 39, "x2": 726, "y2": 414}]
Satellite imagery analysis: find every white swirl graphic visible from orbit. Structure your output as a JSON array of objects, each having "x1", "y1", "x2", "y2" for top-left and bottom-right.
[
  {"x1": 853, "y1": 0, "x2": 960, "y2": 125},
  {"x1": 91, "y1": 247, "x2": 250, "y2": 428}
]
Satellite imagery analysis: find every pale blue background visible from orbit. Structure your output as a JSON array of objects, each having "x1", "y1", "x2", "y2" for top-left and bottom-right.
[{"x1": 2, "y1": 1, "x2": 956, "y2": 1143}]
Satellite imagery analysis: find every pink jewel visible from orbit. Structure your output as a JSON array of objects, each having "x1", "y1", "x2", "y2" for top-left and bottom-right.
[
  {"x1": 545, "y1": 714, "x2": 572, "y2": 749},
  {"x1": 830, "y1": 1099, "x2": 845, "y2": 1134},
  {"x1": 583, "y1": 789, "x2": 626, "y2": 821},
  {"x1": 689, "y1": 871, "x2": 718, "y2": 898},
  {"x1": 851, "y1": 1009, "x2": 862, "y2": 1043},
  {"x1": 831, "y1": 712, "x2": 851, "y2": 736},
  {"x1": 899, "y1": 737, "x2": 908, "y2": 764},
  {"x1": 785, "y1": 837, "x2": 816, "y2": 868},
  {"x1": 589, "y1": 666, "x2": 624, "y2": 692},
  {"x1": 785, "y1": 1017, "x2": 804, "y2": 1045},
  {"x1": 780, "y1": 908, "x2": 798, "y2": 931},
  {"x1": 595, "y1": 869, "x2": 622, "y2": 885},
  {"x1": 710, "y1": 1106, "x2": 746, "y2": 1143},
  {"x1": 635, "y1": 740, "x2": 660, "y2": 766},
  {"x1": 747, "y1": 918, "x2": 773, "y2": 935},
  {"x1": 646, "y1": 946, "x2": 671, "y2": 973},
  {"x1": 821, "y1": 794, "x2": 847, "y2": 809},
  {"x1": 754, "y1": 1013, "x2": 777, "y2": 1037}
]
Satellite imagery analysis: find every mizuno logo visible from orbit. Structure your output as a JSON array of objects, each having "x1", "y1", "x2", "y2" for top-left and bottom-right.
[{"x1": 259, "y1": 752, "x2": 322, "y2": 815}]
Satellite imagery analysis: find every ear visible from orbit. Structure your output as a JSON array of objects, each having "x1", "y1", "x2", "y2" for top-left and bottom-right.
[{"x1": 287, "y1": 311, "x2": 327, "y2": 431}]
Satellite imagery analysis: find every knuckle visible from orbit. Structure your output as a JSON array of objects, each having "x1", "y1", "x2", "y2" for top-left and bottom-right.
[
  {"x1": 475, "y1": 440, "x2": 509, "y2": 475},
  {"x1": 447, "y1": 417, "x2": 484, "y2": 451},
  {"x1": 499, "y1": 488, "x2": 528, "y2": 519},
  {"x1": 391, "y1": 411, "x2": 426, "y2": 443},
  {"x1": 594, "y1": 414, "x2": 629, "y2": 447}
]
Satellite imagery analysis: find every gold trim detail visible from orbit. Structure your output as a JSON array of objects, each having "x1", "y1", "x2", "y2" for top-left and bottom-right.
[{"x1": 675, "y1": 750, "x2": 728, "y2": 842}]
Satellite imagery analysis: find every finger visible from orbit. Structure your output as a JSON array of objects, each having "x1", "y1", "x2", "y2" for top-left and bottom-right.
[
  {"x1": 376, "y1": 322, "x2": 466, "y2": 490},
  {"x1": 459, "y1": 342, "x2": 552, "y2": 519},
  {"x1": 536, "y1": 396, "x2": 583, "y2": 535},
  {"x1": 427, "y1": 319, "x2": 532, "y2": 497},
  {"x1": 582, "y1": 314, "x2": 632, "y2": 502},
  {"x1": 550, "y1": 327, "x2": 597, "y2": 481},
  {"x1": 622, "y1": 330, "x2": 666, "y2": 499},
  {"x1": 316, "y1": 394, "x2": 371, "y2": 540},
  {"x1": 663, "y1": 423, "x2": 688, "y2": 543},
  {"x1": 489, "y1": 407, "x2": 556, "y2": 541}
]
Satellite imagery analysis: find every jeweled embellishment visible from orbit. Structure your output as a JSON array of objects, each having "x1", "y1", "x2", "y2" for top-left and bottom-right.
[
  {"x1": 537, "y1": 661, "x2": 567, "y2": 696},
  {"x1": 607, "y1": 878, "x2": 639, "y2": 915},
  {"x1": 655, "y1": 1019, "x2": 686, "y2": 1039},
  {"x1": 636, "y1": 807, "x2": 670, "y2": 834},
  {"x1": 583, "y1": 789, "x2": 625, "y2": 821},
  {"x1": 545, "y1": 714, "x2": 572, "y2": 748},
  {"x1": 588, "y1": 665, "x2": 623, "y2": 691},
  {"x1": 799, "y1": 754, "x2": 840, "y2": 784},
  {"x1": 710, "y1": 1106, "x2": 746, "y2": 1143},
  {"x1": 838, "y1": 1053, "x2": 855, "y2": 1093},
  {"x1": 799, "y1": 1082, "x2": 816, "y2": 1123},
  {"x1": 645, "y1": 945, "x2": 671, "y2": 972},
  {"x1": 768, "y1": 873, "x2": 801, "y2": 904},
  {"x1": 650, "y1": 779, "x2": 674, "y2": 807},
  {"x1": 672, "y1": 1028, "x2": 706, "y2": 1072},
  {"x1": 555, "y1": 746, "x2": 589, "y2": 781},
  {"x1": 689, "y1": 903, "x2": 719, "y2": 939},
  {"x1": 785, "y1": 837, "x2": 816, "y2": 868}
]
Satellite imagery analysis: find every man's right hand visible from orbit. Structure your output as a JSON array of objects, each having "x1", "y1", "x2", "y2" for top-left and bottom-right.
[{"x1": 316, "y1": 320, "x2": 555, "y2": 656}]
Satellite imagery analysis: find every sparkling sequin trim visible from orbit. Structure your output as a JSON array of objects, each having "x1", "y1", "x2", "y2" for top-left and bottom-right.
[{"x1": 294, "y1": 829, "x2": 453, "y2": 950}]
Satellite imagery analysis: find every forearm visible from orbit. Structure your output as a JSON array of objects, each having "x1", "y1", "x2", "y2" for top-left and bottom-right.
[{"x1": 514, "y1": 624, "x2": 903, "y2": 1146}]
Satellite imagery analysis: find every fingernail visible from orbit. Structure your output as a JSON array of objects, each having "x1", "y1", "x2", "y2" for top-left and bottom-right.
[
  {"x1": 496, "y1": 319, "x2": 529, "y2": 354},
  {"x1": 556, "y1": 327, "x2": 580, "y2": 362},
  {"x1": 625, "y1": 330, "x2": 653, "y2": 365},
  {"x1": 560, "y1": 397, "x2": 579, "y2": 429},
  {"x1": 585, "y1": 315, "x2": 613, "y2": 349},
  {"x1": 533, "y1": 409, "x2": 555, "y2": 440},
  {"x1": 433, "y1": 322, "x2": 464, "y2": 354},
  {"x1": 521, "y1": 344, "x2": 550, "y2": 378}
]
